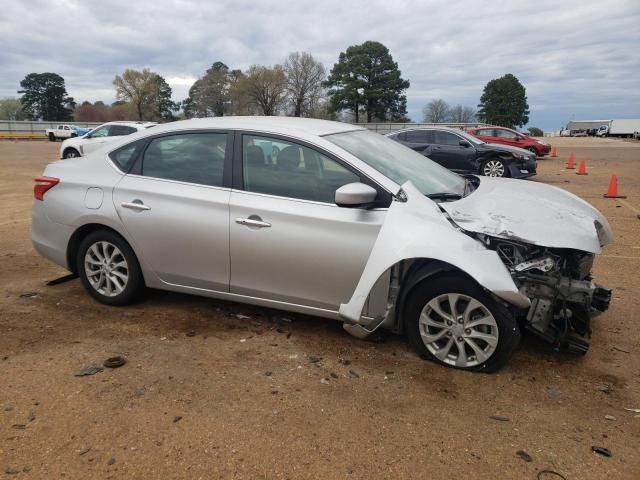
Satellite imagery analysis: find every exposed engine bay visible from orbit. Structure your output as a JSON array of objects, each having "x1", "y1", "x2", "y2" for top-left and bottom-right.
[{"x1": 477, "y1": 234, "x2": 612, "y2": 353}]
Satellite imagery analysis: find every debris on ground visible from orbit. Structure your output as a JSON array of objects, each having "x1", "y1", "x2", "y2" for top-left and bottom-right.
[
  {"x1": 624, "y1": 408, "x2": 640, "y2": 417},
  {"x1": 173, "y1": 416, "x2": 182, "y2": 423},
  {"x1": 235, "y1": 314, "x2": 251, "y2": 320},
  {"x1": 338, "y1": 359, "x2": 351, "y2": 366},
  {"x1": 591, "y1": 446, "x2": 611, "y2": 457},
  {"x1": 19, "y1": 292, "x2": 39, "y2": 298},
  {"x1": 45, "y1": 273, "x2": 78, "y2": 286},
  {"x1": 596, "y1": 384, "x2": 611, "y2": 394},
  {"x1": 79, "y1": 447, "x2": 91, "y2": 456},
  {"x1": 516, "y1": 450, "x2": 532, "y2": 462},
  {"x1": 75, "y1": 364, "x2": 104, "y2": 377},
  {"x1": 604, "y1": 415, "x2": 617, "y2": 421},
  {"x1": 546, "y1": 387, "x2": 561, "y2": 397},
  {"x1": 12, "y1": 424, "x2": 26, "y2": 430},
  {"x1": 185, "y1": 330, "x2": 197, "y2": 337},
  {"x1": 348, "y1": 370, "x2": 360, "y2": 378},
  {"x1": 106, "y1": 458, "x2": 116, "y2": 465},
  {"x1": 103, "y1": 356, "x2": 127, "y2": 368},
  {"x1": 611, "y1": 346, "x2": 630, "y2": 353},
  {"x1": 489, "y1": 415, "x2": 510, "y2": 422},
  {"x1": 320, "y1": 378, "x2": 330, "y2": 385}
]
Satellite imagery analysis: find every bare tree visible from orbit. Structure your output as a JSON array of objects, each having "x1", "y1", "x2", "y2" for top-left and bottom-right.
[
  {"x1": 448, "y1": 104, "x2": 477, "y2": 123},
  {"x1": 422, "y1": 99, "x2": 450, "y2": 123},
  {"x1": 283, "y1": 52, "x2": 326, "y2": 117},
  {"x1": 241, "y1": 65, "x2": 287, "y2": 116}
]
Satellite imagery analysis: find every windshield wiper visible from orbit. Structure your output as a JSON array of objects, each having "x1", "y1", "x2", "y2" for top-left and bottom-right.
[{"x1": 426, "y1": 192, "x2": 463, "y2": 200}]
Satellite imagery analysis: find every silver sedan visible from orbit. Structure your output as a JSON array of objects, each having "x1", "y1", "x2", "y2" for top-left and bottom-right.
[{"x1": 32, "y1": 117, "x2": 613, "y2": 372}]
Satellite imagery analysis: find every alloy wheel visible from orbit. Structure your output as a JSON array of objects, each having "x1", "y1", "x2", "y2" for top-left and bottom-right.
[
  {"x1": 84, "y1": 241, "x2": 129, "y2": 297},
  {"x1": 418, "y1": 293, "x2": 499, "y2": 368},
  {"x1": 483, "y1": 160, "x2": 505, "y2": 177}
]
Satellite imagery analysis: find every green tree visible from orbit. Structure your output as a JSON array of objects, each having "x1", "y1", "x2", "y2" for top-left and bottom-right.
[
  {"x1": 477, "y1": 74, "x2": 530, "y2": 127},
  {"x1": 113, "y1": 69, "x2": 177, "y2": 121},
  {"x1": 0, "y1": 98, "x2": 27, "y2": 120},
  {"x1": 283, "y1": 52, "x2": 326, "y2": 117},
  {"x1": 152, "y1": 74, "x2": 178, "y2": 121},
  {"x1": 18, "y1": 73, "x2": 75, "y2": 120},
  {"x1": 528, "y1": 127, "x2": 544, "y2": 136},
  {"x1": 325, "y1": 41, "x2": 409, "y2": 122},
  {"x1": 184, "y1": 62, "x2": 232, "y2": 118}
]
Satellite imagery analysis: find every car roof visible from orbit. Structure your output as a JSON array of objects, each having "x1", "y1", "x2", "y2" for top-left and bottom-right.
[
  {"x1": 143, "y1": 116, "x2": 364, "y2": 137},
  {"x1": 387, "y1": 126, "x2": 466, "y2": 136}
]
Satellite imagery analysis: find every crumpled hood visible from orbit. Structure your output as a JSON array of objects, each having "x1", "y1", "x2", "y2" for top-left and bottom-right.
[{"x1": 440, "y1": 177, "x2": 613, "y2": 253}]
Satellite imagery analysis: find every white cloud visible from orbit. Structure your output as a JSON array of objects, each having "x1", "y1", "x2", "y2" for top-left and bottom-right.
[{"x1": 1, "y1": 0, "x2": 639, "y2": 129}]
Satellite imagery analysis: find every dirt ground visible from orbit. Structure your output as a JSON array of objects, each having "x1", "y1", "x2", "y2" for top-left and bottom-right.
[{"x1": 1, "y1": 137, "x2": 639, "y2": 479}]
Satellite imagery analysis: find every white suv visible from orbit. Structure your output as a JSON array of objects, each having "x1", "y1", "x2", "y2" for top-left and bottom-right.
[{"x1": 59, "y1": 121, "x2": 157, "y2": 159}]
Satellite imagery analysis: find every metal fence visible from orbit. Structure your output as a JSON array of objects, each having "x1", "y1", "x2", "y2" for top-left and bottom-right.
[{"x1": 0, "y1": 120, "x2": 103, "y2": 139}]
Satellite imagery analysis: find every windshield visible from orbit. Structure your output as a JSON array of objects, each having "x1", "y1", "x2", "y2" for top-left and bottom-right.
[{"x1": 325, "y1": 129, "x2": 466, "y2": 196}]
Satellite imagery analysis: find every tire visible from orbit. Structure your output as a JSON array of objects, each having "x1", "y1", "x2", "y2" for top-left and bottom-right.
[
  {"x1": 481, "y1": 158, "x2": 508, "y2": 178},
  {"x1": 48, "y1": 133, "x2": 56, "y2": 142},
  {"x1": 63, "y1": 148, "x2": 80, "y2": 159},
  {"x1": 76, "y1": 230, "x2": 144, "y2": 306},
  {"x1": 405, "y1": 273, "x2": 520, "y2": 372}
]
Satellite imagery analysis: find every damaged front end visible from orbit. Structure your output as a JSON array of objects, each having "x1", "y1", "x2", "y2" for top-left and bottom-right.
[{"x1": 477, "y1": 235, "x2": 612, "y2": 353}]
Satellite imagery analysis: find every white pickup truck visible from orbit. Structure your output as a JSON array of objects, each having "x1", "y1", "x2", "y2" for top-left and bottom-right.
[{"x1": 45, "y1": 125, "x2": 80, "y2": 142}]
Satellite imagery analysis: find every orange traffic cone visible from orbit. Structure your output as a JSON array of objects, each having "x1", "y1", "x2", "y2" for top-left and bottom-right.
[
  {"x1": 603, "y1": 174, "x2": 626, "y2": 198},
  {"x1": 551, "y1": 147, "x2": 558, "y2": 157},
  {"x1": 566, "y1": 152, "x2": 575, "y2": 169},
  {"x1": 576, "y1": 160, "x2": 588, "y2": 175}
]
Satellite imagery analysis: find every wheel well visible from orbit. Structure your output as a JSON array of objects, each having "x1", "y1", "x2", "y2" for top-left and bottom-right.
[
  {"x1": 66, "y1": 224, "x2": 130, "y2": 274},
  {"x1": 63, "y1": 147, "x2": 79, "y2": 155},
  {"x1": 393, "y1": 258, "x2": 477, "y2": 333}
]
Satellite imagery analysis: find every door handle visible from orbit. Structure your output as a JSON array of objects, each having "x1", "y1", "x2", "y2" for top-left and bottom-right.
[
  {"x1": 121, "y1": 200, "x2": 151, "y2": 211},
  {"x1": 235, "y1": 217, "x2": 271, "y2": 228}
]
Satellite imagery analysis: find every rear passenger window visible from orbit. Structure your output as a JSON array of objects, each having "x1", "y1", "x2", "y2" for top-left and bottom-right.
[
  {"x1": 109, "y1": 139, "x2": 147, "y2": 172},
  {"x1": 142, "y1": 133, "x2": 227, "y2": 187},
  {"x1": 110, "y1": 125, "x2": 136, "y2": 136},
  {"x1": 405, "y1": 130, "x2": 433, "y2": 143},
  {"x1": 434, "y1": 131, "x2": 461, "y2": 146}
]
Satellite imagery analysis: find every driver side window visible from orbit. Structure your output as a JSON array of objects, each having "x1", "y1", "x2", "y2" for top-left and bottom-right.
[
  {"x1": 89, "y1": 126, "x2": 110, "y2": 138},
  {"x1": 495, "y1": 129, "x2": 517, "y2": 139}
]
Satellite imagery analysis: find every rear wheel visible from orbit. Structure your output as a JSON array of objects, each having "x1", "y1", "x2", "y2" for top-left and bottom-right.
[
  {"x1": 48, "y1": 133, "x2": 56, "y2": 142},
  {"x1": 481, "y1": 158, "x2": 507, "y2": 177},
  {"x1": 405, "y1": 274, "x2": 520, "y2": 372},
  {"x1": 77, "y1": 230, "x2": 144, "y2": 306}
]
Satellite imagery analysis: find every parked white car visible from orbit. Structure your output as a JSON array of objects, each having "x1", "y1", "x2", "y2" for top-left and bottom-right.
[{"x1": 59, "y1": 121, "x2": 156, "y2": 159}]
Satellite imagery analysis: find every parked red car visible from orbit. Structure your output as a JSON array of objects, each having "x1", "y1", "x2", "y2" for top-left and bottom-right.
[{"x1": 467, "y1": 126, "x2": 551, "y2": 157}]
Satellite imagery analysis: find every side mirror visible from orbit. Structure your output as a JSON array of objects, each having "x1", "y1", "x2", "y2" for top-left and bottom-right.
[
  {"x1": 335, "y1": 182, "x2": 377, "y2": 209},
  {"x1": 459, "y1": 140, "x2": 470, "y2": 147}
]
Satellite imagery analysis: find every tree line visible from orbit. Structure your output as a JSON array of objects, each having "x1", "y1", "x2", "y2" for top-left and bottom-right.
[{"x1": 1, "y1": 41, "x2": 532, "y2": 129}]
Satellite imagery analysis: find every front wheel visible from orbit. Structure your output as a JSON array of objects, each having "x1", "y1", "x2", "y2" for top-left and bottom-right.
[
  {"x1": 405, "y1": 274, "x2": 520, "y2": 372},
  {"x1": 63, "y1": 148, "x2": 80, "y2": 159},
  {"x1": 481, "y1": 158, "x2": 508, "y2": 177},
  {"x1": 77, "y1": 230, "x2": 144, "y2": 306}
]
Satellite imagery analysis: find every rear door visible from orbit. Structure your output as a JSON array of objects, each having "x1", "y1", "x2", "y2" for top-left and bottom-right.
[
  {"x1": 493, "y1": 129, "x2": 520, "y2": 147},
  {"x1": 228, "y1": 132, "x2": 388, "y2": 310},
  {"x1": 113, "y1": 131, "x2": 232, "y2": 290}
]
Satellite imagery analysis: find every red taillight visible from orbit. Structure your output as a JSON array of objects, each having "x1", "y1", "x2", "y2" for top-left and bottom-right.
[{"x1": 34, "y1": 176, "x2": 59, "y2": 201}]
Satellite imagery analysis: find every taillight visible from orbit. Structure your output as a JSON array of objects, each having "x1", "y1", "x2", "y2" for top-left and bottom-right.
[{"x1": 34, "y1": 176, "x2": 59, "y2": 201}]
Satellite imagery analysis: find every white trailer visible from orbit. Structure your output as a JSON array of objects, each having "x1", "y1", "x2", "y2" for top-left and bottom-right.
[{"x1": 596, "y1": 119, "x2": 640, "y2": 138}]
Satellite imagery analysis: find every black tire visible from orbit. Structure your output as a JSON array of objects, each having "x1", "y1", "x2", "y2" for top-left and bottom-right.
[
  {"x1": 48, "y1": 133, "x2": 56, "y2": 142},
  {"x1": 481, "y1": 158, "x2": 508, "y2": 178},
  {"x1": 405, "y1": 273, "x2": 520, "y2": 372},
  {"x1": 76, "y1": 229, "x2": 144, "y2": 306},
  {"x1": 63, "y1": 148, "x2": 80, "y2": 159}
]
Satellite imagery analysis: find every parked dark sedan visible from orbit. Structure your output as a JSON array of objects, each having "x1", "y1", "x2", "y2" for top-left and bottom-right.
[{"x1": 387, "y1": 127, "x2": 537, "y2": 178}]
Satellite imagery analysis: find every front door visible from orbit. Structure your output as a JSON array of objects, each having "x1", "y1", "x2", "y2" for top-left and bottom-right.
[
  {"x1": 427, "y1": 130, "x2": 476, "y2": 172},
  {"x1": 113, "y1": 131, "x2": 232, "y2": 290},
  {"x1": 82, "y1": 124, "x2": 113, "y2": 155},
  {"x1": 229, "y1": 133, "x2": 387, "y2": 310}
]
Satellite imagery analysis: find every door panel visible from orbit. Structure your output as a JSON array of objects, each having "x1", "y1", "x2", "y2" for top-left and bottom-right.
[
  {"x1": 428, "y1": 131, "x2": 476, "y2": 172},
  {"x1": 114, "y1": 176, "x2": 230, "y2": 290},
  {"x1": 229, "y1": 190, "x2": 384, "y2": 309}
]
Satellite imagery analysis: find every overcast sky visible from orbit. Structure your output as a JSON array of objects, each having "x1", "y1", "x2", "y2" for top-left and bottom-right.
[{"x1": 1, "y1": 0, "x2": 639, "y2": 130}]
